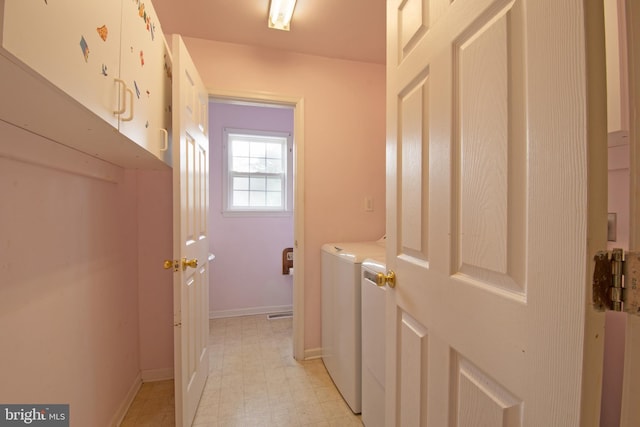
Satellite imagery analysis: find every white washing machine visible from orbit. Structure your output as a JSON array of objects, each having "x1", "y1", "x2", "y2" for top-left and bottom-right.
[
  {"x1": 321, "y1": 239, "x2": 385, "y2": 414},
  {"x1": 361, "y1": 257, "x2": 387, "y2": 427}
]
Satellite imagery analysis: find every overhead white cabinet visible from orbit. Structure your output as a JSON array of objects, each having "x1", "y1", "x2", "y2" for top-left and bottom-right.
[
  {"x1": 119, "y1": 0, "x2": 173, "y2": 165},
  {"x1": 2, "y1": 0, "x2": 121, "y2": 129},
  {"x1": 0, "y1": 0, "x2": 172, "y2": 167}
]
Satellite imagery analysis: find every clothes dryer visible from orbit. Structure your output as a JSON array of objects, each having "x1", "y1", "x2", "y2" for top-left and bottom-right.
[
  {"x1": 361, "y1": 257, "x2": 387, "y2": 427},
  {"x1": 321, "y1": 239, "x2": 385, "y2": 413}
]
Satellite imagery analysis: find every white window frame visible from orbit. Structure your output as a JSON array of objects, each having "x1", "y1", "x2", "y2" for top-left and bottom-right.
[{"x1": 222, "y1": 128, "x2": 293, "y2": 216}]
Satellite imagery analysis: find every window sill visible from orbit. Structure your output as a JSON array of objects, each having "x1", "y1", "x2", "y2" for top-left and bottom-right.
[{"x1": 221, "y1": 210, "x2": 293, "y2": 218}]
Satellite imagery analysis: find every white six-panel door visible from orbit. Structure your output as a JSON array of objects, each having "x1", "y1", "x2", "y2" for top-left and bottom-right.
[
  {"x1": 172, "y1": 34, "x2": 210, "y2": 427},
  {"x1": 385, "y1": 0, "x2": 607, "y2": 425}
]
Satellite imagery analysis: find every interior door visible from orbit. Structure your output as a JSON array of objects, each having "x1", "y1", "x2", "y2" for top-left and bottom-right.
[
  {"x1": 385, "y1": 0, "x2": 607, "y2": 426},
  {"x1": 172, "y1": 34, "x2": 210, "y2": 427}
]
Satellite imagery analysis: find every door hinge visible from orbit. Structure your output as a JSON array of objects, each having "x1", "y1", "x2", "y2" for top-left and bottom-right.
[{"x1": 593, "y1": 249, "x2": 640, "y2": 315}]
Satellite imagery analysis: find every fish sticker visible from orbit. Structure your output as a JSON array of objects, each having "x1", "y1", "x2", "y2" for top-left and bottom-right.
[
  {"x1": 97, "y1": 25, "x2": 108, "y2": 42},
  {"x1": 80, "y1": 36, "x2": 89, "y2": 62}
]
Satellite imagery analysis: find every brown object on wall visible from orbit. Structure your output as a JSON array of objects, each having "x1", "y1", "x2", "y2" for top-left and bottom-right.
[{"x1": 282, "y1": 247, "x2": 293, "y2": 275}]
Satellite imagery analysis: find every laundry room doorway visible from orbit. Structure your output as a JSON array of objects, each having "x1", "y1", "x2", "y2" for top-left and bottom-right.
[{"x1": 208, "y1": 91, "x2": 305, "y2": 360}]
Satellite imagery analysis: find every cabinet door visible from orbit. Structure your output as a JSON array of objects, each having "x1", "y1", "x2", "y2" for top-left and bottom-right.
[
  {"x1": 119, "y1": 0, "x2": 172, "y2": 165},
  {"x1": 2, "y1": 0, "x2": 121, "y2": 128}
]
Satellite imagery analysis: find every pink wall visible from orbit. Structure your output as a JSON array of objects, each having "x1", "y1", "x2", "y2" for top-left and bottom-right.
[
  {"x1": 209, "y1": 102, "x2": 294, "y2": 316},
  {"x1": 600, "y1": 140, "x2": 630, "y2": 427},
  {"x1": 607, "y1": 143, "x2": 630, "y2": 251},
  {"x1": 137, "y1": 170, "x2": 174, "y2": 376},
  {"x1": 184, "y1": 37, "x2": 386, "y2": 350},
  {"x1": 0, "y1": 121, "x2": 141, "y2": 425}
]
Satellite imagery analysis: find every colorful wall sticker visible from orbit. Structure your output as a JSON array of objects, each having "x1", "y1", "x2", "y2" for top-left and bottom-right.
[
  {"x1": 140, "y1": 50, "x2": 145, "y2": 66},
  {"x1": 97, "y1": 25, "x2": 108, "y2": 42},
  {"x1": 133, "y1": 1, "x2": 156, "y2": 41},
  {"x1": 163, "y1": 55, "x2": 172, "y2": 80},
  {"x1": 80, "y1": 36, "x2": 90, "y2": 62},
  {"x1": 149, "y1": 22, "x2": 156, "y2": 41}
]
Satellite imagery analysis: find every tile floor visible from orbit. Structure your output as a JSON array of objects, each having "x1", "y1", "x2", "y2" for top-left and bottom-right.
[{"x1": 120, "y1": 315, "x2": 362, "y2": 426}]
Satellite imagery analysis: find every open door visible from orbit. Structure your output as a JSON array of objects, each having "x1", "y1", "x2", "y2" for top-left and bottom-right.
[
  {"x1": 172, "y1": 34, "x2": 210, "y2": 427},
  {"x1": 385, "y1": 0, "x2": 608, "y2": 425}
]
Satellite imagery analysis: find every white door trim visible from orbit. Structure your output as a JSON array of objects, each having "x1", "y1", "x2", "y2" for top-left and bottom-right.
[
  {"x1": 626, "y1": 0, "x2": 639, "y2": 251},
  {"x1": 620, "y1": 1, "x2": 640, "y2": 425},
  {"x1": 207, "y1": 88, "x2": 305, "y2": 361}
]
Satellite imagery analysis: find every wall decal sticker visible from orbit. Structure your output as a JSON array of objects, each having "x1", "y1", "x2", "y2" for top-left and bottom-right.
[
  {"x1": 80, "y1": 36, "x2": 90, "y2": 62},
  {"x1": 133, "y1": 1, "x2": 156, "y2": 41},
  {"x1": 96, "y1": 25, "x2": 109, "y2": 42},
  {"x1": 97, "y1": 25, "x2": 108, "y2": 42},
  {"x1": 145, "y1": 120, "x2": 149, "y2": 128},
  {"x1": 140, "y1": 50, "x2": 144, "y2": 66},
  {"x1": 164, "y1": 54, "x2": 172, "y2": 80},
  {"x1": 133, "y1": 81, "x2": 140, "y2": 98},
  {"x1": 101, "y1": 64, "x2": 108, "y2": 76}
]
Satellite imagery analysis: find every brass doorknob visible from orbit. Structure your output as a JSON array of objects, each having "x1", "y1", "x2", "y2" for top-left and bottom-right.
[
  {"x1": 164, "y1": 258, "x2": 198, "y2": 271},
  {"x1": 182, "y1": 257, "x2": 198, "y2": 270},
  {"x1": 375, "y1": 270, "x2": 396, "y2": 288}
]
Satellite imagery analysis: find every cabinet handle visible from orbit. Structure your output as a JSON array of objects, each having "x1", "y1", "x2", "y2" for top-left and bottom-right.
[
  {"x1": 121, "y1": 87, "x2": 134, "y2": 122},
  {"x1": 160, "y1": 129, "x2": 168, "y2": 151},
  {"x1": 113, "y1": 78, "x2": 126, "y2": 115}
]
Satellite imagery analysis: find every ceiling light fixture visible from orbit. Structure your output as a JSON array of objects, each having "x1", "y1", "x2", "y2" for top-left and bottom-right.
[{"x1": 268, "y1": 0, "x2": 297, "y2": 31}]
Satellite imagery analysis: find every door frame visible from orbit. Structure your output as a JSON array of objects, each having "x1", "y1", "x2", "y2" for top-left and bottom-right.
[
  {"x1": 208, "y1": 88, "x2": 305, "y2": 361},
  {"x1": 620, "y1": 0, "x2": 639, "y2": 424},
  {"x1": 626, "y1": 0, "x2": 638, "y2": 250}
]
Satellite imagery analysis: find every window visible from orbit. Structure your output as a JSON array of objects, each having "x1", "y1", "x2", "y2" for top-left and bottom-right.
[{"x1": 223, "y1": 129, "x2": 292, "y2": 214}]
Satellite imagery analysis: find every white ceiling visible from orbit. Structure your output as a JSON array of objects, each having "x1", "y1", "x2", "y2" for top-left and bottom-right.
[{"x1": 151, "y1": 0, "x2": 386, "y2": 64}]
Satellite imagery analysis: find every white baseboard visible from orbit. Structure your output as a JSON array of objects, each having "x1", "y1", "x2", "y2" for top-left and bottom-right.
[
  {"x1": 304, "y1": 347, "x2": 323, "y2": 360},
  {"x1": 210, "y1": 305, "x2": 293, "y2": 319},
  {"x1": 110, "y1": 372, "x2": 142, "y2": 427},
  {"x1": 141, "y1": 368, "x2": 174, "y2": 382}
]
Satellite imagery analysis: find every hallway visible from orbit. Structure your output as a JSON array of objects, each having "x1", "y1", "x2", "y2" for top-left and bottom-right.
[{"x1": 121, "y1": 315, "x2": 362, "y2": 426}]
